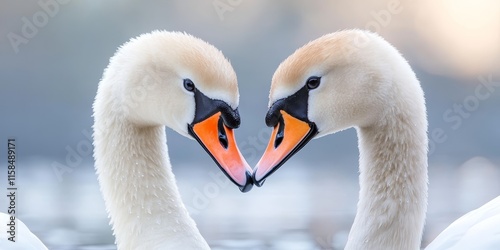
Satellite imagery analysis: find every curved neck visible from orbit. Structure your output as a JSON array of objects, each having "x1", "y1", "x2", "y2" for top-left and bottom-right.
[
  {"x1": 345, "y1": 104, "x2": 428, "y2": 250},
  {"x1": 93, "y1": 115, "x2": 209, "y2": 249}
]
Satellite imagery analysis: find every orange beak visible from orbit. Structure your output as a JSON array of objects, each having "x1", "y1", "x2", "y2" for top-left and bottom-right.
[
  {"x1": 189, "y1": 111, "x2": 253, "y2": 192},
  {"x1": 253, "y1": 110, "x2": 317, "y2": 186}
]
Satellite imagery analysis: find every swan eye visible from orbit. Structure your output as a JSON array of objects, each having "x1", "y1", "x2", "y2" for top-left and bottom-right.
[
  {"x1": 306, "y1": 76, "x2": 321, "y2": 90},
  {"x1": 183, "y1": 79, "x2": 195, "y2": 92}
]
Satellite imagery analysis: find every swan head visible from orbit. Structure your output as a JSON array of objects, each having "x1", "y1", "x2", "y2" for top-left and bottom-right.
[
  {"x1": 253, "y1": 30, "x2": 414, "y2": 186},
  {"x1": 102, "y1": 31, "x2": 253, "y2": 192}
]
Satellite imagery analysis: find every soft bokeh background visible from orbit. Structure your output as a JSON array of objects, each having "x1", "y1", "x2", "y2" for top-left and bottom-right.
[{"x1": 1, "y1": 0, "x2": 500, "y2": 249}]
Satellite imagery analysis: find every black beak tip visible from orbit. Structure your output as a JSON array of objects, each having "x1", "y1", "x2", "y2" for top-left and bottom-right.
[
  {"x1": 252, "y1": 171, "x2": 266, "y2": 187},
  {"x1": 238, "y1": 171, "x2": 254, "y2": 193}
]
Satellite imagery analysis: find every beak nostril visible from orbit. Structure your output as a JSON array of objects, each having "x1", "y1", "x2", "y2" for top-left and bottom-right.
[
  {"x1": 218, "y1": 117, "x2": 229, "y2": 149},
  {"x1": 274, "y1": 118, "x2": 285, "y2": 148},
  {"x1": 219, "y1": 134, "x2": 228, "y2": 149}
]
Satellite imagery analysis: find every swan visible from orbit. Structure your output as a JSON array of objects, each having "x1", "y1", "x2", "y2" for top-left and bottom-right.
[
  {"x1": 0, "y1": 213, "x2": 48, "y2": 249},
  {"x1": 93, "y1": 31, "x2": 253, "y2": 249},
  {"x1": 252, "y1": 29, "x2": 500, "y2": 249}
]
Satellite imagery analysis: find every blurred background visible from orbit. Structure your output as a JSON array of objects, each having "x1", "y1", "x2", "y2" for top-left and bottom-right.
[{"x1": 1, "y1": 0, "x2": 499, "y2": 249}]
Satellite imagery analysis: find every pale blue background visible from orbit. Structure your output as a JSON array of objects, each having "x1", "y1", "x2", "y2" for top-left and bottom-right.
[{"x1": 1, "y1": 1, "x2": 499, "y2": 249}]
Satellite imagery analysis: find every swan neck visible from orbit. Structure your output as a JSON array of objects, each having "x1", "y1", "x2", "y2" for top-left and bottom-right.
[
  {"x1": 93, "y1": 117, "x2": 208, "y2": 249},
  {"x1": 346, "y1": 108, "x2": 428, "y2": 250}
]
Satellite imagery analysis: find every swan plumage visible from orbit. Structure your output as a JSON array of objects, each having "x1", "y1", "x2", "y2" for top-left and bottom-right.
[
  {"x1": 425, "y1": 196, "x2": 500, "y2": 250},
  {"x1": 0, "y1": 213, "x2": 48, "y2": 250},
  {"x1": 93, "y1": 31, "x2": 252, "y2": 249},
  {"x1": 253, "y1": 29, "x2": 500, "y2": 250}
]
